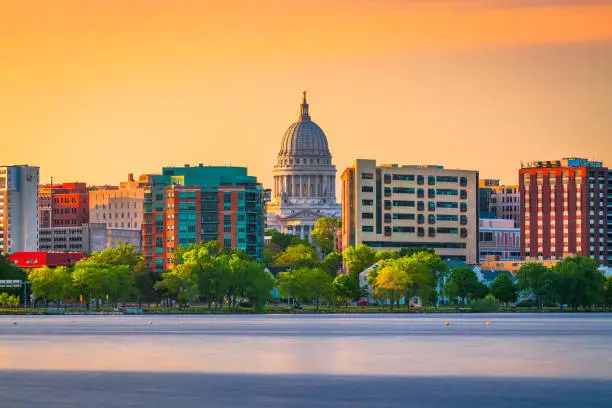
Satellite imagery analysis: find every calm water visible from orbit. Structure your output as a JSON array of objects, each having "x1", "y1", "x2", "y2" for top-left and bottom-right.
[{"x1": 1, "y1": 314, "x2": 612, "y2": 407}]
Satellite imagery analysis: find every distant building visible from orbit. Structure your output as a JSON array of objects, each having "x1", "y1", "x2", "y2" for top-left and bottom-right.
[
  {"x1": 267, "y1": 92, "x2": 341, "y2": 240},
  {"x1": 0, "y1": 165, "x2": 39, "y2": 253},
  {"x1": 479, "y1": 218, "x2": 520, "y2": 261},
  {"x1": 479, "y1": 257, "x2": 561, "y2": 276},
  {"x1": 9, "y1": 251, "x2": 86, "y2": 269},
  {"x1": 143, "y1": 165, "x2": 265, "y2": 272},
  {"x1": 39, "y1": 182, "x2": 89, "y2": 228},
  {"x1": 39, "y1": 223, "x2": 107, "y2": 253},
  {"x1": 341, "y1": 159, "x2": 479, "y2": 264},
  {"x1": 89, "y1": 173, "x2": 147, "y2": 250},
  {"x1": 479, "y1": 179, "x2": 520, "y2": 228},
  {"x1": 520, "y1": 157, "x2": 609, "y2": 265}
]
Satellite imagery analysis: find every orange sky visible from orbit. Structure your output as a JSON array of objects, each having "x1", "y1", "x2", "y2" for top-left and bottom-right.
[{"x1": 1, "y1": 0, "x2": 612, "y2": 191}]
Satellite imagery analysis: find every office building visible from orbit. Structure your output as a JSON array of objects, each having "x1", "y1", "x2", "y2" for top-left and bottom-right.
[
  {"x1": 39, "y1": 182, "x2": 89, "y2": 228},
  {"x1": 479, "y1": 179, "x2": 520, "y2": 227},
  {"x1": 0, "y1": 165, "x2": 39, "y2": 253},
  {"x1": 479, "y1": 218, "x2": 520, "y2": 260},
  {"x1": 520, "y1": 157, "x2": 609, "y2": 265},
  {"x1": 341, "y1": 159, "x2": 479, "y2": 264}
]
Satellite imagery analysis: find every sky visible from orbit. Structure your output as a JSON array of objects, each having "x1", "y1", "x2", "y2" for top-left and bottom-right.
[{"x1": 1, "y1": 0, "x2": 612, "y2": 192}]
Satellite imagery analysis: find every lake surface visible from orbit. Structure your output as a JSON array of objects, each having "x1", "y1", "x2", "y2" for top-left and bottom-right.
[{"x1": 1, "y1": 314, "x2": 611, "y2": 407}]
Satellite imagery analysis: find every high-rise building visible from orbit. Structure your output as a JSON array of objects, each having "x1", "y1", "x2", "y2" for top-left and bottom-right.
[
  {"x1": 0, "y1": 165, "x2": 40, "y2": 253},
  {"x1": 143, "y1": 165, "x2": 264, "y2": 272},
  {"x1": 341, "y1": 159, "x2": 479, "y2": 264},
  {"x1": 89, "y1": 173, "x2": 147, "y2": 250},
  {"x1": 39, "y1": 182, "x2": 89, "y2": 228},
  {"x1": 609, "y1": 169, "x2": 612, "y2": 266},
  {"x1": 267, "y1": 92, "x2": 341, "y2": 240},
  {"x1": 520, "y1": 157, "x2": 609, "y2": 265},
  {"x1": 479, "y1": 179, "x2": 520, "y2": 228}
]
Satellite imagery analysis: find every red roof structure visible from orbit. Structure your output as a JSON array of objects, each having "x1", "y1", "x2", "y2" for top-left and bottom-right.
[{"x1": 8, "y1": 252, "x2": 87, "y2": 269}]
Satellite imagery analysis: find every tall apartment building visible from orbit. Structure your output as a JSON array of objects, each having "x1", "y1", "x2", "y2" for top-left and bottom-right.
[
  {"x1": 341, "y1": 159, "x2": 479, "y2": 264},
  {"x1": 89, "y1": 174, "x2": 147, "y2": 250},
  {"x1": 520, "y1": 157, "x2": 609, "y2": 265},
  {"x1": 39, "y1": 182, "x2": 89, "y2": 228},
  {"x1": 479, "y1": 179, "x2": 520, "y2": 227},
  {"x1": 143, "y1": 165, "x2": 265, "y2": 272},
  {"x1": 0, "y1": 165, "x2": 39, "y2": 253},
  {"x1": 609, "y1": 169, "x2": 612, "y2": 266}
]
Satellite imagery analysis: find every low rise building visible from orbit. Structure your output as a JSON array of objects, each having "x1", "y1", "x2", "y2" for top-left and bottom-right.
[
  {"x1": 479, "y1": 218, "x2": 520, "y2": 261},
  {"x1": 9, "y1": 251, "x2": 87, "y2": 269},
  {"x1": 39, "y1": 223, "x2": 107, "y2": 253}
]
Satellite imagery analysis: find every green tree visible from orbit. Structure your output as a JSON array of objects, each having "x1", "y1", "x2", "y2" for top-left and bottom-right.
[
  {"x1": 274, "y1": 244, "x2": 319, "y2": 269},
  {"x1": 443, "y1": 266, "x2": 483, "y2": 304},
  {"x1": 490, "y1": 274, "x2": 517, "y2": 305},
  {"x1": 375, "y1": 250, "x2": 401, "y2": 261},
  {"x1": 516, "y1": 262, "x2": 554, "y2": 309},
  {"x1": 410, "y1": 251, "x2": 449, "y2": 307},
  {"x1": 343, "y1": 244, "x2": 377, "y2": 281},
  {"x1": 320, "y1": 252, "x2": 342, "y2": 278},
  {"x1": 241, "y1": 261, "x2": 275, "y2": 312},
  {"x1": 0, "y1": 254, "x2": 26, "y2": 280},
  {"x1": 603, "y1": 276, "x2": 612, "y2": 310},
  {"x1": 155, "y1": 263, "x2": 198, "y2": 307},
  {"x1": 268, "y1": 229, "x2": 309, "y2": 251},
  {"x1": 7, "y1": 295, "x2": 20, "y2": 308},
  {"x1": 373, "y1": 261, "x2": 411, "y2": 311},
  {"x1": 73, "y1": 261, "x2": 133, "y2": 308},
  {"x1": 311, "y1": 217, "x2": 338, "y2": 255},
  {"x1": 86, "y1": 241, "x2": 140, "y2": 267},
  {"x1": 28, "y1": 266, "x2": 74, "y2": 306},
  {"x1": 333, "y1": 274, "x2": 360, "y2": 305},
  {"x1": 551, "y1": 256, "x2": 604, "y2": 311},
  {"x1": 277, "y1": 266, "x2": 333, "y2": 311},
  {"x1": 0, "y1": 292, "x2": 9, "y2": 306}
]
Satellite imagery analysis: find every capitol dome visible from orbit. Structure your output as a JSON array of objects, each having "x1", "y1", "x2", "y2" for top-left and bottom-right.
[{"x1": 279, "y1": 92, "x2": 331, "y2": 158}]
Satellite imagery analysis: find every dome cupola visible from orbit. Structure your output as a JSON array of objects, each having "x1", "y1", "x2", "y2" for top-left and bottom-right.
[{"x1": 279, "y1": 92, "x2": 331, "y2": 158}]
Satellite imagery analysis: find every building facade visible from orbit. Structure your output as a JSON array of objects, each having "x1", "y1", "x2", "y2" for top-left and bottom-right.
[
  {"x1": 89, "y1": 174, "x2": 147, "y2": 250},
  {"x1": 479, "y1": 179, "x2": 520, "y2": 227},
  {"x1": 39, "y1": 182, "x2": 89, "y2": 228},
  {"x1": 0, "y1": 165, "x2": 39, "y2": 253},
  {"x1": 39, "y1": 223, "x2": 108, "y2": 253},
  {"x1": 520, "y1": 157, "x2": 609, "y2": 265},
  {"x1": 266, "y1": 92, "x2": 341, "y2": 240},
  {"x1": 479, "y1": 218, "x2": 520, "y2": 261},
  {"x1": 143, "y1": 165, "x2": 265, "y2": 272},
  {"x1": 341, "y1": 159, "x2": 479, "y2": 264}
]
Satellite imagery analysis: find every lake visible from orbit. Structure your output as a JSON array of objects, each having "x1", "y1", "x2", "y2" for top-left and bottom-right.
[{"x1": 1, "y1": 314, "x2": 611, "y2": 407}]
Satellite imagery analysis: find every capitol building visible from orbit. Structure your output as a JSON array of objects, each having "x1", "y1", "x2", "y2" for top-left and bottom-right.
[{"x1": 266, "y1": 92, "x2": 341, "y2": 240}]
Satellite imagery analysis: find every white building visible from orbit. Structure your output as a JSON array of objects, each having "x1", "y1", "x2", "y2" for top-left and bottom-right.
[
  {"x1": 267, "y1": 92, "x2": 341, "y2": 239},
  {"x1": 39, "y1": 223, "x2": 108, "y2": 253},
  {"x1": 0, "y1": 165, "x2": 39, "y2": 253}
]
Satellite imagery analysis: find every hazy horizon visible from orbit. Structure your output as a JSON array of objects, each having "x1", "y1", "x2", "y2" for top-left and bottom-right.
[{"x1": 2, "y1": 1, "x2": 612, "y2": 192}]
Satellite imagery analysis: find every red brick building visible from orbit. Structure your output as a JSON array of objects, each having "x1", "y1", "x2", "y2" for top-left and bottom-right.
[
  {"x1": 520, "y1": 158, "x2": 609, "y2": 265},
  {"x1": 39, "y1": 182, "x2": 89, "y2": 228}
]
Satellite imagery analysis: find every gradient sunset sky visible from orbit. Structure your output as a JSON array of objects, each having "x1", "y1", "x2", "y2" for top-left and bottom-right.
[{"x1": 2, "y1": 0, "x2": 612, "y2": 191}]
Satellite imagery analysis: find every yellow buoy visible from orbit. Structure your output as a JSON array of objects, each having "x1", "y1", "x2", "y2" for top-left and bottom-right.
[
  {"x1": 148, "y1": 321, "x2": 153, "y2": 325},
  {"x1": 180, "y1": 321, "x2": 184, "y2": 325},
  {"x1": 445, "y1": 321, "x2": 450, "y2": 326},
  {"x1": 486, "y1": 321, "x2": 491, "y2": 326}
]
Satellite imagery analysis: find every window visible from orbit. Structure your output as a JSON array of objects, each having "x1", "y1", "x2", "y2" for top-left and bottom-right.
[
  {"x1": 393, "y1": 213, "x2": 415, "y2": 220},
  {"x1": 460, "y1": 228, "x2": 468, "y2": 238},
  {"x1": 361, "y1": 173, "x2": 374, "y2": 180},
  {"x1": 224, "y1": 192, "x2": 232, "y2": 210},
  {"x1": 437, "y1": 214, "x2": 458, "y2": 221},
  {"x1": 428, "y1": 202, "x2": 436, "y2": 211},
  {"x1": 428, "y1": 227, "x2": 436, "y2": 237},
  {"x1": 460, "y1": 190, "x2": 468, "y2": 199},
  {"x1": 393, "y1": 200, "x2": 414, "y2": 207},
  {"x1": 393, "y1": 187, "x2": 415, "y2": 194},
  {"x1": 362, "y1": 226, "x2": 374, "y2": 232},
  {"x1": 384, "y1": 226, "x2": 392, "y2": 236},
  {"x1": 428, "y1": 214, "x2": 436, "y2": 224},
  {"x1": 384, "y1": 200, "x2": 392, "y2": 210},
  {"x1": 460, "y1": 215, "x2": 468, "y2": 225},
  {"x1": 361, "y1": 186, "x2": 374, "y2": 193},
  {"x1": 362, "y1": 212, "x2": 374, "y2": 219},
  {"x1": 384, "y1": 187, "x2": 392, "y2": 197},
  {"x1": 393, "y1": 226, "x2": 415, "y2": 233},
  {"x1": 417, "y1": 175, "x2": 424, "y2": 185},
  {"x1": 436, "y1": 189, "x2": 458, "y2": 196},
  {"x1": 437, "y1": 202, "x2": 458, "y2": 209},
  {"x1": 223, "y1": 236, "x2": 232, "y2": 248},
  {"x1": 362, "y1": 199, "x2": 374, "y2": 206},
  {"x1": 384, "y1": 213, "x2": 392, "y2": 223},
  {"x1": 417, "y1": 188, "x2": 424, "y2": 198},
  {"x1": 428, "y1": 176, "x2": 435, "y2": 186},
  {"x1": 417, "y1": 201, "x2": 425, "y2": 211},
  {"x1": 383, "y1": 174, "x2": 392, "y2": 184},
  {"x1": 460, "y1": 177, "x2": 468, "y2": 187},
  {"x1": 428, "y1": 189, "x2": 436, "y2": 198},
  {"x1": 460, "y1": 202, "x2": 468, "y2": 212},
  {"x1": 223, "y1": 214, "x2": 232, "y2": 232},
  {"x1": 417, "y1": 227, "x2": 425, "y2": 237},
  {"x1": 437, "y1": 227, "x2": 458, "y2": 234},
  {"x1": 436, "y1": 176, "x2": 458, "y2": 183},
  {"x1": 393, "y1": 174, "x2": 414, "y2": 181},
  {"x1": 417, "y1": 214, "x2": 425, "y2": 224}
]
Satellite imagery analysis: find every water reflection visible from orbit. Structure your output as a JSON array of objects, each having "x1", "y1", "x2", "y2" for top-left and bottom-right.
[{"x1": 1, "y1": 314, "x2": 611, "y2": 379}]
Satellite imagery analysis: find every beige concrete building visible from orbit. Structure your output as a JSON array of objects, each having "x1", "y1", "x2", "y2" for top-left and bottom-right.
[
  {"x1": 341, "y1": 159, "x2": 479, "y2": 264},
  {"x1": 89, "y1": 174, "x2": 146, "y2": 250}
]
